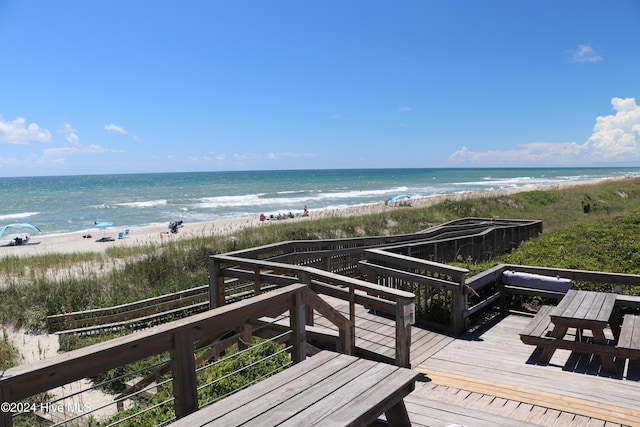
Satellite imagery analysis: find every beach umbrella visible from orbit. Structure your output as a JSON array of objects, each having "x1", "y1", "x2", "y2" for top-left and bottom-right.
[
  {"x1": 0, "y1": 222, "x2": 41, "y2": 237},
  {"x1": 388, "y1": 194, "x2": 411, "y2": 203},
  {"x1": 95, "y1": 221, "x2": 113, "y2": 237}
]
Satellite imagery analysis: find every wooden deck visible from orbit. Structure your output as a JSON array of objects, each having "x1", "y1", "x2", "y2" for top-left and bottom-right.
[{"x1": 312, "y1": 297, "x2": 640, "y2": 427}]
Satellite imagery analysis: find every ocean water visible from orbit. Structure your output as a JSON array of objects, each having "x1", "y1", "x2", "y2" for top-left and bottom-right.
[{"x1": 1, "y1": 167, "x2": 639, "y2": 239}]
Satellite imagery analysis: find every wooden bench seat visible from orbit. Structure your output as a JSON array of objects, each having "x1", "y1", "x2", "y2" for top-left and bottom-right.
[
  {"x1": 616, "y1": 314, "x2": 640, "y2": 360},
  {"x1": 519, "y1": 305, "x2": 554, "y2": 346},
  {"x1": 168, "y1": 351, "x2": 419, "y2": 427}
]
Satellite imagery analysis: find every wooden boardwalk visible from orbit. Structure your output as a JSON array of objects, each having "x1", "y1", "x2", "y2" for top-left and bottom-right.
[{"x1": 312, "y1": 297, "x2": 640, "y2": 427}]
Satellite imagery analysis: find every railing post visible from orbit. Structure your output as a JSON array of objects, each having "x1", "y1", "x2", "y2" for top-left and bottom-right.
[
  {"x1": 1, "y1": 386, "x2": 13, "y2": 427},
  {"x1": 208, "y1": 257, "x2": 225, "y2": 309},
  {"x1": 298, "y1": 271, "x2": 314, "y2": 326},
  {"x1": 451, "y1": 275, "x2": 467, "y2": 335},
  {"x1": 253, "y1": 266, "x2": 262, "y2": 296},
  {"x1": 290, "y1": 288, "x2": 307, "y2": 363},
  {"x1": 171, "y1": 329, "x2": 198, "y2": 419},
  {"x1": 322, "y1": 255, "x2": 330, "y2": 272},
  {"x1": 395, "y1": 295, "x2": 413, "y2": 368}
]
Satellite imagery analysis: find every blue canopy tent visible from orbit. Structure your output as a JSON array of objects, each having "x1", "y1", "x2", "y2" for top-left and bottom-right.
[
  {"x1": 0, "y1": 222, "x2": 41, "y2": 237},
  {"x1": 388, "y1": 194, "x2": 411, "y2": 203},
  {"x1": 0, "y1": 222, "x2": 41, "y2": 246}
]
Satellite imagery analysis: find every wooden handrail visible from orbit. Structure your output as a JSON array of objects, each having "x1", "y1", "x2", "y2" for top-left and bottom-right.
[
  {"x1": 210, "y1": 255, "x2": 414, "y2": 367},
  {"x1": 47, "y1": 285, "x2": 209, "y2": 332},
  {"x1": 0, "y1": 284, "x2": 308, "y2": 427},
  {"x1": 212, "y1": 254, "x2": 414, "y2": 302}
]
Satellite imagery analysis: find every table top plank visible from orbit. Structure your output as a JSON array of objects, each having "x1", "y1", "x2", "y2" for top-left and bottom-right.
[
  {"x1": 550, "y1": 290, "x2": 615, "y2": 326},
  {"x1": 599, "y1": 294, "x2": 617, "y2": 322},
  {"x1": 579, "y1": 291, "x2": 603, "y2": 320},
  {"x1": 572, "y1": 291, "x2": 597, "y2": 320},
  {"x1": 551, "y1": 289, "x2": 582, "y2": 319}
]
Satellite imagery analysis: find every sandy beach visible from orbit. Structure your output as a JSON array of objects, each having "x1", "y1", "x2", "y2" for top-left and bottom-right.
[{"x1": 0, "y1": 177, "x2": 626, "y2": 259}]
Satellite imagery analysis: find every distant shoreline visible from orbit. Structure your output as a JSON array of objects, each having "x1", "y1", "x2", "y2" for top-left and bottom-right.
[{"x1": 0, "y1": 175, "x2": 628, "y2": 258}]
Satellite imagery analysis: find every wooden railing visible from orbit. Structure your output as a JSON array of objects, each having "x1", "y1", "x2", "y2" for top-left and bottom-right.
[
  {"x1": 382, "y1": 219, "x2": 542, "y2": 265},
  {"x1": 210, "y1": 218, "x2": 541, "y2": 337},
  {"x1": 1, "y1": 284, "x2": 317, "y2": 427},
  {"x1": 209, "y1": 254, "x2": 415, "y2": 367},
  {"x1": 224, "y1": 218, "x2": 542, "y2": 275},
  {"x1": 467, "y1": 263, "x2": 640, "y2": 304},
  {"x1": 47, "y1": 285, "x2": 209, "y2": 334},
  {"x1": 361, "y1": 249, "x2": 469, "y2": 334},
  {"x1": 360, "y1": 256, "x2": 640, "y2": 335}
]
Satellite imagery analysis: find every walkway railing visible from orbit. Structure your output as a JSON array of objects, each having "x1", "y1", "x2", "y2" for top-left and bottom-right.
[
  {"x1": 1, "y1": 285, "x2": 311, "y2": 427},
  {"x1": 209, "y1": 254, "x2": 415, "y2": 367},
  {"x1": 46, "y1": 285, "x2": 209, "y2": 334},
  {"x1": 211, "y1": 218, "x2": 542, "y2": 336}
]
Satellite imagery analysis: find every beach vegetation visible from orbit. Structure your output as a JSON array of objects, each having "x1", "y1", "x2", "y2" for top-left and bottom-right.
[{"x1": 1, "y1": 327, "x2": 21, "y2": 370}]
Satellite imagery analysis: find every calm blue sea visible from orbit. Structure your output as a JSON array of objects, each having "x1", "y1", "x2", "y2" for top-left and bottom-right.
[{"x1": 1, "y1": 168, "x2": 639, "y2": 239}]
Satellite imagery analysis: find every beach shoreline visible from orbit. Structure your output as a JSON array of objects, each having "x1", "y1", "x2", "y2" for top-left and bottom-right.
[{"x1": 0, "y1": 176, "x2": 627, "y2": 258}]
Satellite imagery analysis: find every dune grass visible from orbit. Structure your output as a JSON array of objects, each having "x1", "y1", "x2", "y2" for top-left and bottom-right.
[{"x1": 2, "y1": 177, "x2": 640, "y2": 367}]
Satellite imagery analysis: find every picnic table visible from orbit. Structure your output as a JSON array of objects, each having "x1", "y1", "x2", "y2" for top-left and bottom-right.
[
  {"x1": 521, "y1": 289, "x2": 621, "y2": 373},
  {"x1": 168, "y1": 351, "x2": 419, "y2": 426}
]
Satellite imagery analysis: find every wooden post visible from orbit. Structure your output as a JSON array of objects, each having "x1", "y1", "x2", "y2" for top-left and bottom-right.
[
  {"x1": 322, "y1": 254, "x2": 330, "y2": 272},
  {"x1": 349, "y1": 285, "x2": 355, "y2": 324},
  {"x1": 171, "y1": 330, "x2": 198, "y2": 419},
  {"x1": 298, "y1": 271, "x2": 314, "y2": 326},
  {"x1": 1, "y1": 386, "x2": 13, "y2": 427},
  {"x1": 451, "y1": 275, "x2": 467, "y2": 335},
  {"x1": 395, "y1": 295, "x2": 413, "y2": 368},
  {"x1": 366, "y1": 270, "x2": 377, "y2": 283},
  {"x1": 253, "y1": 266, "x2": 262, "y2": 296},
  {"x1": 290, "y1": 288, "x2": 307, "y2": 364},
  {"x1": 208, "y1": 257, "x2": 225, "y2": 309}
]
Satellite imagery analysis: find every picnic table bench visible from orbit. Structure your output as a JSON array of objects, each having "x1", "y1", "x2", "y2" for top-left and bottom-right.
[
  {"x1": 520, "y1": 291, "x2": 640, "y2": 373},
  {"x1": 168, "y1": 350, "x2": 419, "y2": 426},
  {"x1": 617, "y1": 314, "x2": 640, "y2": 360}
]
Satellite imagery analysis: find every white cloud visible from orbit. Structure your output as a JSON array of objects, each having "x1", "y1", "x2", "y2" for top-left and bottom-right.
[
  {"x1": 42, "y1": 143, "x2": 125, "y2": 159},
  {"x1": 104, "y1": 123, "x2": 129, "y2": 135},
  {"x1": 0, "y1": 154, "x2": 20, "y2": 166},
  {"x1": 449, "y1": 97, "x2": 640, "y2": 166},
  {"x1": 584, "y1": 97, "x2": 640, "y2": 158},
  {"x1": 572, "y1": 44, "x2": 602, "y2": 63},
  {"x1": 398, "y1": 106, "x2": 411, "y2": 112},
  {"x1": 0, "y1": 116, "x2": 52, "y2": 144},
  {"x1": 449, "y1": 142, "x2": 584, "y2": 166},
  {"x1": 58, "y1": 123, "x2": 79, "y2": 146}
]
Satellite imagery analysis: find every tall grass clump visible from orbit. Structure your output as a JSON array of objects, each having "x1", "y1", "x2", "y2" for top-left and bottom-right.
[{"x1": 1, "y1": 327, "x2": 21, "y2": 369}]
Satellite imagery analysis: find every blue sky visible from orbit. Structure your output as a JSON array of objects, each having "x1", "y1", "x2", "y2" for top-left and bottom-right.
[{"x1": 1, "y1": 1, "x2": 639, "y2": 177}]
